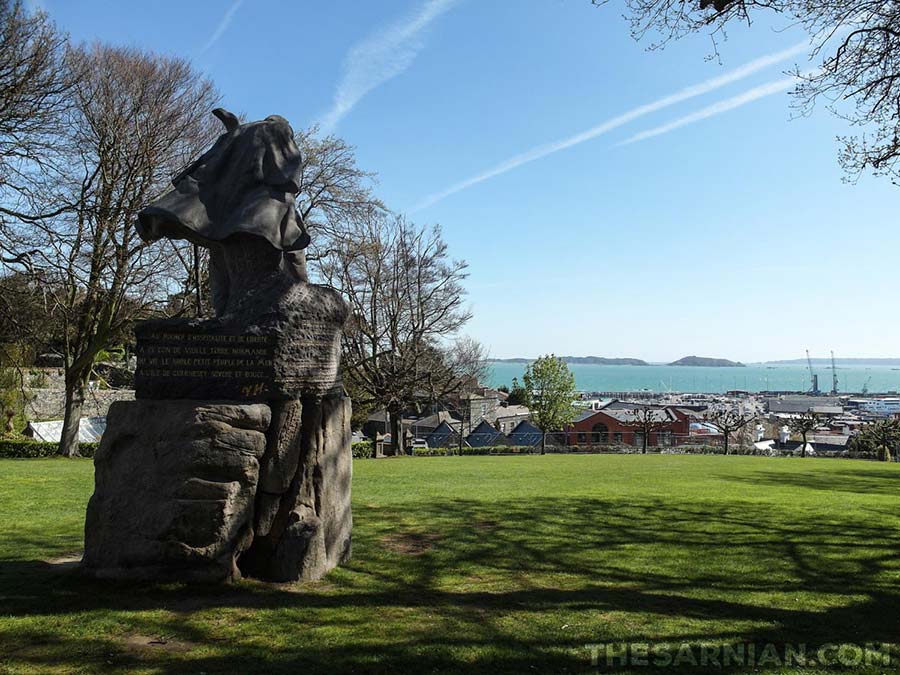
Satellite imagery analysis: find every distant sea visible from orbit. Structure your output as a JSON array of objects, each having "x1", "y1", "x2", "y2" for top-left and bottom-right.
[{"x1": 487, "y1": 362, "x2": 900, "y2": 395}]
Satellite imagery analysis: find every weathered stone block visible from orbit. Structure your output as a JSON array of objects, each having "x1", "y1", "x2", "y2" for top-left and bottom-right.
[
  {"x1": 82, "y1": 395, "x2": 352, "y2": 583},
  {"x1": 82, "y1": 400, "x2": 270, "y2": 582},
  {"x1": 240, "y1": 394, "x2": 352, "y2": 582},
  {"x1": 258, "y1": 399, "x2": 304, "y2": 494},
  {"x1": 133, "y1": 281, "x2": 348, "y2": 402}
]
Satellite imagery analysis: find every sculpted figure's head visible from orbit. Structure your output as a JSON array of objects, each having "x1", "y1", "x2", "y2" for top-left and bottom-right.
[{"x1": 137, "y1": 108, "x2": 310, "y2": 252}]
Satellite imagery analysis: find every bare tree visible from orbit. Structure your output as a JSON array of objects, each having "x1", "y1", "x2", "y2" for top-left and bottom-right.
[
  {"x1": 624, "y1": 406, "x2": 672, "y2": 454},
  {"x1": 705, "y1": 406, "x2": 756, "y2": 455},
  {"x1": 293, "y1": 128, "x2": 385, "y2": 273},
  {"x1": 788, "y1": 410, "x2": 821, "y2": 458},
  {"x1": 0, "y1": 1, "x2": 77, "y2": 240},
  {"x1": 592, "y1": 0, "x2": 900, "y2": 183},
  {"x1": 321, "y1": 212, "x2": 473, "y2": 456},
  {"x1": 1, "y1": 44, "x2": 219, "y2": 456},
  {"x1": 442, "y1": 335, "x2": 491, "y2": 455}
]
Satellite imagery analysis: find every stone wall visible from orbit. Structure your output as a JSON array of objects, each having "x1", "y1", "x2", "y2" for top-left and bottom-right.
[{"x1": 27, "y1": 388, "x2": 135, "y2": 421}]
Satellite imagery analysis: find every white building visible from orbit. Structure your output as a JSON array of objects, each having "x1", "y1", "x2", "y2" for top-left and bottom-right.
[{"x1": 851, "y1": 398, "x2": 900, "y2": 416}]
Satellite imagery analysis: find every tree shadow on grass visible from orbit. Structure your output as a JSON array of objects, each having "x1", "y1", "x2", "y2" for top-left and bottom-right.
[
  {"x1": 720, "y1": 466, "x2": 900, "y2": 497},
  {"x1": 1, "y1": 493, "x2": 899, "y2": 674}
]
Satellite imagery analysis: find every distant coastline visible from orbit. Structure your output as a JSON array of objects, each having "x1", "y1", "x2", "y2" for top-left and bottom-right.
[
  {"x1": 490, "y1": 355, "x2": 745, "y2": 367},
  {"x1": 491, "y1": 356, "x2": 649, "y2": 366},
  {"x1": 762, "y1": 358, "x2": 900, "y2": 366},
  {"x1": 490, "y1": 356, "x2": 900, "y2": 367},
  {"x1": 487, "y1": 361, "x2": 900, "y2": 394}
]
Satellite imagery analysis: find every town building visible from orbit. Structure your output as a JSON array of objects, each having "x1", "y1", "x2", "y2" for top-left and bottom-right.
[
  {"x1": 847, "y1": 397, "x2": 900, "y2": 416},
  {"x1": 565, "y1": 402, "x2": 693, "y2": 447},
  {"x1": 484, "y1": 404, "x2": 531, "y2": 434}
]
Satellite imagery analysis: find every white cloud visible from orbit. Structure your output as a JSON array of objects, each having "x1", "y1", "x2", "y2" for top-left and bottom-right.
[
  {"x1": 412, "y1": 41, "x2": 809, "y2": 211},
  {"x1": 317, "y1": 0, "x2": 457, "y2": 133},
  {"x1": 617, "y1": 76, "x2": 799, "y2": 145},
  {"x1": 200, "y1": 0, "x2": 244, "y2": 54}
]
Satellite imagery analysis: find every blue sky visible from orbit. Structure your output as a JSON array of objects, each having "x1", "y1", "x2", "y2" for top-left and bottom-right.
[{"x1": 38, "y1": 0, "x2": 900, "y2": 362}]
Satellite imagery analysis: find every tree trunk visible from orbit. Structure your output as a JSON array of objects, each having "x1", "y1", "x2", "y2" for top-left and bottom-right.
[
  {"x1": 642, "y1": 432, "x2": 648, "y2": 454},
  {"x1": 723, "y1": 432, "x2": 729, "y2": 456},
  {"x1": 58, "y1": 373, "x2": 87, "y2": 457},
  {"x1": 389, "y1": 408, "x2": 404, "y2": 456},
  {"x1": 801, "y1": 432, "x2": 807, "y2": 458},
  {"x1": 540, "y1": 431, "x2": 546, "y2": 455},
  {"x1": 193, "y1": 243, "x2": 203, "y2": 316}
]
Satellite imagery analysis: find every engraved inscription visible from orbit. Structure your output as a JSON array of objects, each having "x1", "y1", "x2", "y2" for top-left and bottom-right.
[{"x1": 135, "y1": 330, "x2": 277, "y2": 400}]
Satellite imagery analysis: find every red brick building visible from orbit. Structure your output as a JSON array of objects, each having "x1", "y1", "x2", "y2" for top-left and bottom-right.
[{"x1": 566, "y1": 402, "x2": 693, "y2": 448}]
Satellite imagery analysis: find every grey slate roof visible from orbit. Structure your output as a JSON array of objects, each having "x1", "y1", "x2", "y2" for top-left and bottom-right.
[
  {"x1": 508, "y1": 420, "x2": 543, "y2": 447},
  {"x1": 574, "y1": 409, "x2": 600, "y2": 423},
  {"x1": 425, "y1": 421, "x2": 461, "y2": 448},
  {"x1": 766, "y1": 397, "x2": 842, "y2": 414},
  {"x1": 411, "y1": 411, "x2": 456, "y2": 432},
  {"x1": 466, "y1": 420, "x2": 506, "y2": 447}
]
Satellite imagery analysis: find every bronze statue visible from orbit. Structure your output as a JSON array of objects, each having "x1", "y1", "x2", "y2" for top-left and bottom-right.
[{"x1": 137, "y1": 108, "x2": 309, "y2": 315}]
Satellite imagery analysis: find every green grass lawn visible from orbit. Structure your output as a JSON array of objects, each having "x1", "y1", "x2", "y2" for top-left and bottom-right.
[{"x1": 0, "y1": 454, "x2": 899, "y2": 674}]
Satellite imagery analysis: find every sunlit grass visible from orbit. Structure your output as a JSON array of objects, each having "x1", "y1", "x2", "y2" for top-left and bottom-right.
[{"x1": 0, "y1": 454, "x2": 898, "y2": 673}]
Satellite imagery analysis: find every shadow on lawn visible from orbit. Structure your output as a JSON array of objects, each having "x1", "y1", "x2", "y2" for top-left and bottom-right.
[
  {"x1": 1, "y1": 491, "x2": 899, "y2": 674},
  {"x1": 723, "y1": 466, "x2": 900, "y2": 497}
]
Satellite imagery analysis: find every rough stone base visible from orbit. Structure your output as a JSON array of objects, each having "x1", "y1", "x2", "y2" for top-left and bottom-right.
[
  {"x1": 82, "y1": 396, "x2": 352, "y2": 583},
  {"x1": 240, "y1": 395, "x2": 353, "y2": 581}
]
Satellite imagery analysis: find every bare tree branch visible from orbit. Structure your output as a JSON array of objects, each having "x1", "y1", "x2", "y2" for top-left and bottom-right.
[
  {"x1": 592, "y1": 0, "x2": 900, "y2": 182},
  {"x1": 1, "y1": 42, "x2": 219, "y2": 456}
]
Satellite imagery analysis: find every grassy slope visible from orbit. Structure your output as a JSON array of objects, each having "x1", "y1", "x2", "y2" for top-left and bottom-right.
[{"x1": 0, "y1": 455, "x2": 898, "y2": 674}]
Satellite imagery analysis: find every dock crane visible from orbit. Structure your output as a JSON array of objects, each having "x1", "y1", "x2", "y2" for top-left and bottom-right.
[
  {"x1": 830, "y1": 350, "x2": 839, "y2": 395},
  {"x1": 862, "y1": 376, "x2": 872, "y2": 396},
  {"x1": 806, "y1": 350, "x2": 819, "y2": 394}
]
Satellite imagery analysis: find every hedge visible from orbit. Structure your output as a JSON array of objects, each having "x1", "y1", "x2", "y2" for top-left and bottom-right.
[
  {"x1": 352, "y1": 440, "x2": 375, "y2": 459},
  {"x1": 0, "y1": 439, "x2": 98, "y2": 458}
]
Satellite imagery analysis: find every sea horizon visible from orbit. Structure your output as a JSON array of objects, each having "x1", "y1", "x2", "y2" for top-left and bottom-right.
[{"x1": 487, "y1": 361, "x2": 900, "y2": 395}]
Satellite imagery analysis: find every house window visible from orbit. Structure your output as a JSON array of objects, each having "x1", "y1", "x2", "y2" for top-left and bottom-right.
[{"x1": 613, "y1": 432, "x2": 623, "y2": 443}]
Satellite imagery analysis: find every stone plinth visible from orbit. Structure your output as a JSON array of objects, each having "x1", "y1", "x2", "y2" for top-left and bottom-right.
[
  {"x1": 134, "y1": 282, "x2": 348, "y2": 401},
  {"x1": 82, "y1": 395, "x2": 352, "y2": 582},
  {"x1": 240, "y1": 394, "x2": 353, "y2": 581},
  {"x1": 83, "y1": 110, "x2": 354, "y2": 584}
]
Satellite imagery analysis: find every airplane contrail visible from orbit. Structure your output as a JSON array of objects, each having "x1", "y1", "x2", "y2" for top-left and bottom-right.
[{"x1": 413, "y1": 41, "x2": 808, "y2": 211}]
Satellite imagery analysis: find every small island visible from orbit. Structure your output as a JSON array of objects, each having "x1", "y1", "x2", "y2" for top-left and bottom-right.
[{"x1": 668, "y1": 356, "x2": 745, "y2": 367}]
